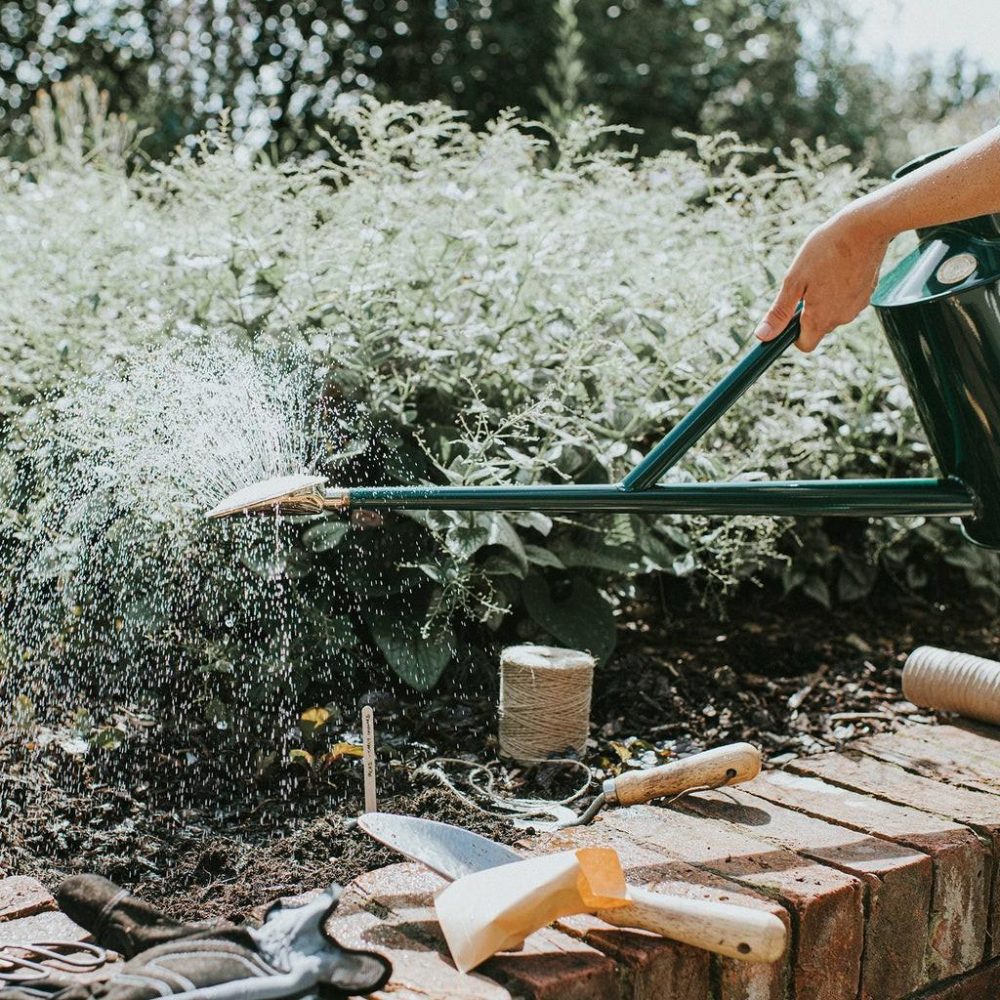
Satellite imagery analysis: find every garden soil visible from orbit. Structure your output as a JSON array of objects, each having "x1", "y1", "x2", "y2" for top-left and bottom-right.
[{"x1": 1, "y1": 585, "x2": 998, "y2": 923}]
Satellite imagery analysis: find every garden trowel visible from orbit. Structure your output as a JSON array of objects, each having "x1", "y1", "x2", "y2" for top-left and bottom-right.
[
  {"x1": 551, "y1": 741, "x2": 762, "y2": 828},
  {"x1": 357, "y1": 813, "x2": 786, "y2": 963},
  {"x1": 420, "y1": 742, "x2": 762, "y2": 830}
]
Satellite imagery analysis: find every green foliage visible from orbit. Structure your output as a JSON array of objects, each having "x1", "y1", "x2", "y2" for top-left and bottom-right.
[
  {"x1": 1, "y1": 98, "x2": 997, "y2": 707},
  {"x1": 521, "y1": 573, "x2": 617, "y2": 665},
  {"x1": 27, "y1": 77, "x2": 141, "y2": 170},
  {"x1": 538, "y1": 0, "x2": 588, "y2": 129},
  {"x1": 2, "y1": 1, "x2": 992, "y2": 170}
]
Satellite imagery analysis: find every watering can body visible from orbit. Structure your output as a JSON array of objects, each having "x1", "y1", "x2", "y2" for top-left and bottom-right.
[{"x1": 872, "y1": 150, "x2": 1000, "y2": 549}]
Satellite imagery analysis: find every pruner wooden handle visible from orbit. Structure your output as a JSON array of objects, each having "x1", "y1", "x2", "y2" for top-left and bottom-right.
[
  {"x1": 603, "y1": 742, "x2": 761, "y2": 807},
  {"x1": 595, "y1": 886, "x2": 786, "y2": 963}
]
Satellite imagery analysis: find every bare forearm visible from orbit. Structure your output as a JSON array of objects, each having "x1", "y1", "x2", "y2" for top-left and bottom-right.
[
  {"x1": 844, "y1": 126, "x2": 1000, "y2": 240},
  {"x1": 756, "y1": 126, "x2": 1000, "y2": 352}
]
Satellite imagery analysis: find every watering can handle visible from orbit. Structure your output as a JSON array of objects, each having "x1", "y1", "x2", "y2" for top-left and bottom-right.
[{"x1": 621, "y1": 312, "x2": 801, "y2": 491}]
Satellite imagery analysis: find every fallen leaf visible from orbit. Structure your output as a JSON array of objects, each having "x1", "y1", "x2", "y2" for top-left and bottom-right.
[{"x1": 323, "y1": 741, "x2": 364, "y2": 764}]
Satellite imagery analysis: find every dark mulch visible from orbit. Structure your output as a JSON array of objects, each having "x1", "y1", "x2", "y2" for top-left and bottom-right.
[{"x1": 1, "y1": 583, "x2": 997, "y2": 921}]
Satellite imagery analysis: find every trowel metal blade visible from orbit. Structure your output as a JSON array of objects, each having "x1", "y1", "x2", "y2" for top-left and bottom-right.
[
  {"x1": 357, "y1": 813, "x2": 522, "y2": 882},
  {"x1": 205, "y1": 473, "x2": 326, "y2": 519}
]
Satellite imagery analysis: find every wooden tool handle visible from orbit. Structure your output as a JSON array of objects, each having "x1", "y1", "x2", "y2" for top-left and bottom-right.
[
  {"x1": 596, "y1": 886, "x2": 786, "y2": 963},
  {"x1": 604, "y1": 742, "x2": 761, "y2": 807}
]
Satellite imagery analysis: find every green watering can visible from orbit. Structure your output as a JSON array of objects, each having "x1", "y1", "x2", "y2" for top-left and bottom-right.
[{"x1": 208, "y1": 151, "x2": 1000, "y2": 551}]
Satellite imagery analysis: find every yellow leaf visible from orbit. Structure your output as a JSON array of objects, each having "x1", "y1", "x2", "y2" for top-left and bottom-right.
[
  {"x1": 300, "y1": 706, "x2": 330, "y2": 727},
  {"x1": 609, "y1": 741, "x2": 631, "y2": 764},
  {"x1": 324, "y1": 741, "x2": 364, "y2": 763},
  {"x1": 289, "y1": 748, "x2": 314, "y2": 766}
]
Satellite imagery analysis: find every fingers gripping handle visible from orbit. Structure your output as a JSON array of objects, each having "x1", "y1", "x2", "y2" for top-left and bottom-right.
[
  {"x1": 596, "y1": 887, "x2": 787, "y2": 963},
  {"x1": 603, "y1": 742, "x2": 762, "y2": 807}
]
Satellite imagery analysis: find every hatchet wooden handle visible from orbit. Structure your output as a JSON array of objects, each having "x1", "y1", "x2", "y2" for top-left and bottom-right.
[
  {"x1": 602, "y1": 742, "x2": 761, "y2": 807},
  {"x1": 595, "y1": 886, "x2": 787, "y2": 963}
]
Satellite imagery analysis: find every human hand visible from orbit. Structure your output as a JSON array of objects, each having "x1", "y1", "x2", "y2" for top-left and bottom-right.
[{"x1": 754, "y1": 207, "x2": 892, "y2": 352}]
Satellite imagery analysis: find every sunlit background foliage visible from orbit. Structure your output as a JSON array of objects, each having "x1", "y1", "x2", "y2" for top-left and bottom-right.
[{"x1": 1, "y1": 0, "x2": 996, "y2": 166}]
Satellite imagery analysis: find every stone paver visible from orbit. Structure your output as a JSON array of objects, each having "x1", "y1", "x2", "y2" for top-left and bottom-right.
[
  {"x1": 0, "y1": 877, "x2": 57, "y2": 922},
  {"x1": 0, "y1": 909, "x2": 89, "y2": 946},
  {"x1": 600, "y1": 804, "x2": 865, "y2": 1000},
  {"x1": 791, "y1": 750, "x2": 1000, "y2": 962},
  {"x1": 680, "y1": 783, "x2": 932, "y2": 999},
  {"x1": 745, "y1": 768, "x2": 990, "y2": 980}
]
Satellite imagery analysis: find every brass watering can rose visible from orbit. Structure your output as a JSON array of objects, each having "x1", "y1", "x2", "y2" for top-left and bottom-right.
[{"x1": 206, "y1": 474, "x2": 349, "y2": 519}]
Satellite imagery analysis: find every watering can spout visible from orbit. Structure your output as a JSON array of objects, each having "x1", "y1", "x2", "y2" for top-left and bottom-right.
[
  {"x1": 205, "y1": 474, "x2": 349, "y2": 519},
  {"x1": 205, "y1": 475, "x2": 975, "y2": 521}
]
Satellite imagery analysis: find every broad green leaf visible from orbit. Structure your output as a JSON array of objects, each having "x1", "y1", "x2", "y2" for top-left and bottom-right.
[
  {"x1": 481, "y1": 552, "x2": 527, "y2": 579},
  {"x1": 553, "y1": 541, "x2": 639, "y2": 574},
  {"x1": 671, "y1": 552, "x2": 697, "y2": 577},
  {"x1": 837, "y1": 556, "x2": 878, "y2": 602},
  {"x1": 524, "y1": 544, "x2": 565, "y2": 569},
  {"x1": 301, "y1": 521, "x2": 350, "y2": 553},
  {"x1": 446, "y1": 517, "x2": 491, "y2": 561},
  {"x1": 510, "y1": 510, "x2": 553, "y2": 536},
  {"x1": 368, "y1": 613, "x2": 453, "y2": 691},
  {"x1": 317, "y1": 613, "x2": 359, "y2": 652},
  {"x1": 802, "y1": 575, "x2": 831, "y2": 609},
  {"x1": 239, "y1": 542, "x2": 314, "y2": 581},
  {"x1": 521, "y1": 574, "x2": 616, "y2": 665},
  {"x1": 485, "y1": 514, "x2": 528, "y2": 575}
]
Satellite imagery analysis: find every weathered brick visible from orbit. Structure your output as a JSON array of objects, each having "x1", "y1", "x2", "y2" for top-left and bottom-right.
[
  {"x1": 332, "y1": 903, "x2": 512, "y2": 1000},
  {"x1": 748, "y1": 768, "x2": 988, "y2": 980},
  {"x1": 542, "y1": 822, "x2": 789, "y2": 1000},
  {"x1": 854, "y1": 725, "x2": 1000, "y2": 796},
  {"x1": 681, "y1": 782, "x2": 931, "y2": 999},
  {"x1": 347, "y1": 862, "x2": 619, "y2": 1000},
  {"x1": 791, "y1": 750, "x2": 1000, "y2": 965},
  {"x1": 557, "y1": 915, "x2": 710, "y2": 1000},
  {"x1": 0, "y1": 876, "x2": 56, "y2": 922},
  {"x1": 482, "y1": 926, "x2": 622, "y2": 1000},
  {"x1": 911, "y1": 954, "x2": 1000, "y2": 999},
  {"x1": 600, "y1": 804, "x2": 865, "y2": 1000}
]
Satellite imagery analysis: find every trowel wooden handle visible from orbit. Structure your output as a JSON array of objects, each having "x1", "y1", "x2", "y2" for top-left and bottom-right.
[
  {"x1": 603, "y1": 743, "x2": 761, "y2": 807},
  {"x1": 596, "y1": 886, "x2": 786, "y2": 963}
]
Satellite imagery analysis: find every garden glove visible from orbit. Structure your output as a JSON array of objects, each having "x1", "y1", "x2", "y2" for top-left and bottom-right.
[{"x1": 0, "y1": 875, "x2": 390, "y2": 1000}]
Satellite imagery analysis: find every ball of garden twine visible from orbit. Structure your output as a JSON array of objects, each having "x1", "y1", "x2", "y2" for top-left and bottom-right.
[
  {"x1": 499, "y1": 645, "x2": 595, "y2": 761},
  {"x1": 903, "y1": 646, "x2": 1000, "y2": 725}
]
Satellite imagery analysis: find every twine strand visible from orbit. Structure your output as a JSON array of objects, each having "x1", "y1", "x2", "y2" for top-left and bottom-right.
[{"x1": 415, "y1": 757, "x2": 593, "y2": 824}]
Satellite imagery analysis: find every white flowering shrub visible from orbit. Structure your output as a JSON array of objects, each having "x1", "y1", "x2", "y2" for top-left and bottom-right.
[{"x1": 1, "y1": 97, "x2": 995, "y2": 701}]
